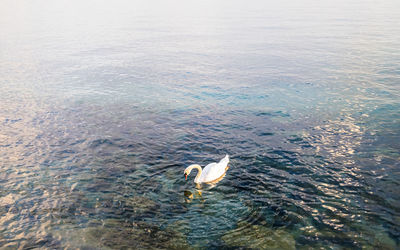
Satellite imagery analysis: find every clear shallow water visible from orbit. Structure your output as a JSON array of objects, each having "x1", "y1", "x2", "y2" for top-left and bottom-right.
[{"x1": 1, "y1": 0, "x2": 399, "y2": 248}]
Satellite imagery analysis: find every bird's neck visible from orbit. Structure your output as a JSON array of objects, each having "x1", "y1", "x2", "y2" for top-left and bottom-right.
[{"x1": 189, "y1": 164, "x2": 203, "y2": 183}]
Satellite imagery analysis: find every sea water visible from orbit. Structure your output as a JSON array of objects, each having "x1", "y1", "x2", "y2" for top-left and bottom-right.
[{"x1": 0, "y1": 0, "x2": 399, "y2": 248}]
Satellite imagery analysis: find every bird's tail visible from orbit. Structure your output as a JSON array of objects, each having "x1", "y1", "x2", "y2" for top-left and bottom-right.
[{"x1": 220, "y1": 154, "x2": 229, "y2": 165}]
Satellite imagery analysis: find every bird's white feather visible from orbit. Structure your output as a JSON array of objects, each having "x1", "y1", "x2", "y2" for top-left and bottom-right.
[{"x1": 199, "y1": 155, "x2": 229, "y2": 183}]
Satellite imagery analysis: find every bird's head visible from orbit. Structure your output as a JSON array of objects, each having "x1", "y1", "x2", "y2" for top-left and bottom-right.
[
  {"x1": 184, "y1": 169, "x2": 189, "y2": 180},
  {"x1": 184, "y1": 164, "x2": 201, "y2": 181}
]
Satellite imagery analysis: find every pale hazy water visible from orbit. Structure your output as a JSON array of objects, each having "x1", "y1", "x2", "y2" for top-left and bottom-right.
[{"x1": 0, "y1": 0, "x2": 399, "y2": 248}]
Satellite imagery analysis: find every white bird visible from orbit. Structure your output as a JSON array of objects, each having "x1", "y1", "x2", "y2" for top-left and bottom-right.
[{"x1": 184, "y1": 155, "x2": 230, "y2": 184}]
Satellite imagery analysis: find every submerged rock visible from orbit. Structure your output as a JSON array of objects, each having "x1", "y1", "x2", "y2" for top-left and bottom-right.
[
  {"x1": 361, "y1": 229, "x2": 397, "y2": 250},
  {"x1": 125, "y1": 195, "x2": 160, "y2": 218},
  {"x1": 221, "y1": 221, "x2": 295, "y2": 249},
  {"x1": 82, "y1": 220, "x2": 190, "y2": 249}
]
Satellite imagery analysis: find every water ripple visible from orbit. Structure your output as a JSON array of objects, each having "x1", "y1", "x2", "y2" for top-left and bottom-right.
[{"x1": 1, "y1": 0, "x2": 399, "y2": 248}]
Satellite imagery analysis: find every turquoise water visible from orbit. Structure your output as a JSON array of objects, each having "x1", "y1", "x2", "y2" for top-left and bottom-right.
[{"x1": 1, "y1": 0, "x2": 399, "y2": 248}]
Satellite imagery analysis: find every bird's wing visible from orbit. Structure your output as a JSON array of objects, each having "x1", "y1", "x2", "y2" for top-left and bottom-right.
[{"x1": 201, "y1": 162, "x2": 227, "y2": 182}]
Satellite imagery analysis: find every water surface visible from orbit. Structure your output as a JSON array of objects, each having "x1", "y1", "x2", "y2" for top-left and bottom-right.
[{"x1": 0, "y1": 0, "x2": 399, "y2": 248}]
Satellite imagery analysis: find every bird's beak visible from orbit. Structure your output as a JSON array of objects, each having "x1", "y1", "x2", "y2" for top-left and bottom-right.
[{"x1": 184, "y1": 173, "x2": 187, "y2": 180}]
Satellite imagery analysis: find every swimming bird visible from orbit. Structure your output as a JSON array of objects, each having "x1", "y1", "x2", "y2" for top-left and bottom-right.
[{"x1": 184, "y1": 155, "x2": 229, "y2": 184}]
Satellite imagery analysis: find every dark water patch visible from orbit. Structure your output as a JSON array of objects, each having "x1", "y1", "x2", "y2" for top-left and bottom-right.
[
  {"x1": 89, "y1": 138, "x2": 120, "y2": 149},
  {"x1": 255, "y1": 110, "x2": 290, "y2": 118},
  {"x1": 3, "y1": 118, "x2": 23, "y2": 125},
  {"x1": 257, "y1": 131, "x2": 274, "y2": 136}
]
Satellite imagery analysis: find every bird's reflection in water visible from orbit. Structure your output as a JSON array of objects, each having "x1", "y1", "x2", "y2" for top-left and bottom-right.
[
  {"x1": 184, "y1": 172, "x2": 227, "y2": 203},
  {"x1": 184, "y1": 190, "x2": 203, "y2": 203}
]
